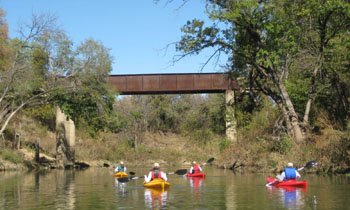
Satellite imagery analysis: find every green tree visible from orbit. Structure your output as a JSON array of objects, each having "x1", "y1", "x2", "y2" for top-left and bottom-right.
[
  {"x1": 0, "y1": 12, "x2": 117, "y2": 135},
  {"x1": 52, "y1": 38, "x2": 117, "y2": 133},
  {"x1": 0, "y1": 9, "x2": 11, "y2": 72},
  {"x1": 291, "y1": 0, "x2": 350, "y2": 126},
  {"x1": 175, "y1": 0, "x2": 350, "y2": 142}
]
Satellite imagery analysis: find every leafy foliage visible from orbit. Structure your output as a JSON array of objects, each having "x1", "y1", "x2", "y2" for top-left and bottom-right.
[
  {"x1": 115, "y1": 94, "x2": 226, "y2": 142},
  {"x1": 0, "y1": 12, "x2": 118, "y2": 135},
  {"x1": 175, "y1": 0, "x2": 350, "y2": 142}
]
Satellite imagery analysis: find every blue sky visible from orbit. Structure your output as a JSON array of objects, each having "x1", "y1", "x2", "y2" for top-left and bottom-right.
[{"x1": 1, "y1": 0, "x2": 227, "y2": 75}]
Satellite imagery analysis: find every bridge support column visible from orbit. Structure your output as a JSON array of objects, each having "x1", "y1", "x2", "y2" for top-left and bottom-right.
[
  {"x1": 225, "y1": 90, "x2": 237, "y2": 142},
  {"x1": 56, "y1": 107, "x2": 75, "y2": 169}
]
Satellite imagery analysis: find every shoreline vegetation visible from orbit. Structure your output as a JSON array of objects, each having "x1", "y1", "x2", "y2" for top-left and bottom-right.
[{"x1": 0, "y1": 116, "x2": 348, "y2": 175}]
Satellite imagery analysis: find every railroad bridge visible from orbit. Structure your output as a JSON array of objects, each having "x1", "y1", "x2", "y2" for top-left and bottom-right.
[
  {"x1": 56, "y1": 73, "x2": 238, "y2": 168},
  {"x1": 108, "y1": 73, "x2": 238, "y2": 95},
  {"x1": 107, "y1": 72, "x2": 239, "y2": 142}
]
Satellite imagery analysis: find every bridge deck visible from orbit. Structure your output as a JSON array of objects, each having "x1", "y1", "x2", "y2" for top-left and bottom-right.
[{"x1": 108, "y1": 73, "x2": 238, "y2": 95}]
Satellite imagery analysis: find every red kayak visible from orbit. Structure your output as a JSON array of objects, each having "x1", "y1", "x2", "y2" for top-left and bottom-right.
[
  {"x1": 186, "y1": 173, "x2": 206, "y2": 178},
  {"x1": 266, "y1": 177, "x2": 307, "y2": 188}
]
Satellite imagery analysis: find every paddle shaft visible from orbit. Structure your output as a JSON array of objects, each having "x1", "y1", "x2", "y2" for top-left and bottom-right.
[{"x1": 117, "y1": 169, "x2": 187, "y2": 183}]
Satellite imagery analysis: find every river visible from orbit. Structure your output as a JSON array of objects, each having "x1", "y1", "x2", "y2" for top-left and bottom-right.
[{"x1": 0, "y1": 167, "x2": 349, "y2": 209}]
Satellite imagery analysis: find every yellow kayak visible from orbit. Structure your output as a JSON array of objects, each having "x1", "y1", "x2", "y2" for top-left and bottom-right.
[
  {"x1": 144, "y1": 178, "x2": 170, "y2": 189},
  {"x1": 114, "y1": 172, "x2": 128, "y2": 178}
]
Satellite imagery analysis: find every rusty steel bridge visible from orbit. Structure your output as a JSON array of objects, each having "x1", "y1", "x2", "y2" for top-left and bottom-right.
[{"x1": 108, "y1": 73, "x2": 238, "y2": 95}]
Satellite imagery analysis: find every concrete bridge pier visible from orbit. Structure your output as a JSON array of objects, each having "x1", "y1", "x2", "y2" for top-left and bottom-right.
[
  {"x1": 225, "y1": 89, "x2": 237, "y2": 142},
  {"x1": 56, "y1": 107, "x2": 75, "y2": 169}
]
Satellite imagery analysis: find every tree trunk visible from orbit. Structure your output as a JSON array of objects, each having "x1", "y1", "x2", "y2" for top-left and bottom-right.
[
  {"x1": 303, "y1": 54, "x2": 323, "y2": 125},
  {"x1": 0, "y1": 102, "x2": 25, "y2": 134},
  {"x1": 281, "y1": 105, "x2": 293, "y2": 135},
  {"x1": 279, "y1": 82, "x2": 305, "y2": 143}
]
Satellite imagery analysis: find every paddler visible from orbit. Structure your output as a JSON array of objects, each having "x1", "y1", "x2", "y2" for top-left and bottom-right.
[
  {"x1": 115, "y1": 161, "x2": 127, "y2": 173},
  {"x1": 277, "y1": 162, "x2": 301, "y2": 181},
  {"x1": 144, "y1": 162, "x2": 168, "y2": 183},
  {"x1": 189, "y1": 161, "x2": 202, "y2": 174}
]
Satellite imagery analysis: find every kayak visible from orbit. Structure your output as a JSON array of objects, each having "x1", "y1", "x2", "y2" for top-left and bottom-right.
[
  {"x1": 144, "y1": 178, "x2": 170, "y2": 189},
  {"x1": 266, "y1": 177, "x2": 307, "y2": 187},
  {"x1": 114, "y1": 172, "x2": 128, "y2": 178},
  {"x1": 186, "y1": 172, "x2": 206, "y2": 178}
]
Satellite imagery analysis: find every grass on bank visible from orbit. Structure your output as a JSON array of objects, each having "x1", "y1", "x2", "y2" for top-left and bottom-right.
[{"x1": 0, "y1": 149, "x2": 22, "y2": 164}]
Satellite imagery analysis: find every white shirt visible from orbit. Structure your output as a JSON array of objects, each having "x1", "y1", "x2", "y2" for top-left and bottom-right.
[
  {"x1": 144, "y1": 170, "x2": 168, "y2": 183},
  {"x1": 114, "y1": 165, "x2": 127, "y2": 173}
]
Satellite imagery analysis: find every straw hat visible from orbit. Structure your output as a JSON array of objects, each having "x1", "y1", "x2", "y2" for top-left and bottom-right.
[
  {"x1": 120, "y1": 161, "x2": 124, "y2": 165},
  {"x1": 287, "y1": 162, "x2": 293, "y2": 167},
  {"x1": 153, "y1": 162, "x2": 160, "y2": 168}
]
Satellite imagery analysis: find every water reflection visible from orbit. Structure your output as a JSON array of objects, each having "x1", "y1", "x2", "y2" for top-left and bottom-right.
[
  {"x1": 1, "y1": 169, "x2": 349, "y2": 209},
  {"x1": 114, "y1": 178, "x2": 127, "y2": 197},
  {"x1": 267, "y1": 186, "x2": 306, "y2": 210},
  {"x1": 54, "y1": 170, "x2": 76, "y2": 210},
  {"x1": 144, "y1": 188, "x2": 168, "y2": 209},
  {"x1": 188, "y1": 177, "x2": 204, "y2": 202}
]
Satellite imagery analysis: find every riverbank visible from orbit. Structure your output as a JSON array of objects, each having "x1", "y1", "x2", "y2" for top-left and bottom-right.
[
  {"x1": 1, "y1": 119, "x2": 349, "y2": 174},
  {"x1": 1, "y1": 144, "x2": 349, "y2": 176}
]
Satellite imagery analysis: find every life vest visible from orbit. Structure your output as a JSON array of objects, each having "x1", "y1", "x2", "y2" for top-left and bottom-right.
[
  {"x1": 192, "y1": 164, "x2": 201, "y2": 174},
  {"x1": 117, "y1": 165, "x2": 125, "y2": 172},
  {"x1": 151, "y1": 170, "x2": 162, "y2": 179},
  {"x1": 284, "y1": 167, "x2": 297, "y2": 180}
]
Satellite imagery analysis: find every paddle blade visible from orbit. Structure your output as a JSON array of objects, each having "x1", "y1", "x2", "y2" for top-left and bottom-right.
[
  {"x1": 206, "y1": 157, "x2": 215, "y2": 164},
  {"x1": 305, "y1": 160, "x2": 317, "y2": 168},
  {"x1": 117, "y1": 177, "x2": 130, "y2": 183},
  {"x1": 129, "y1": 171, "x2": 135, "y2": 176},
  {"x1": 174, "y1": 169, "x2": 188, "y2": 175}
]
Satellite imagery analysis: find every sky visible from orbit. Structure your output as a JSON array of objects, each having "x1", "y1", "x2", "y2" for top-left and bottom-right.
[{"x1": 1, "y1": 0, "x2": 227, "y2": 75}]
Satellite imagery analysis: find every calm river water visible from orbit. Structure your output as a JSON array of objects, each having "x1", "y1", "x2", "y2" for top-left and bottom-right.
[{"x1": 0, "y1": 167, "x2": 349, "y2": 210}]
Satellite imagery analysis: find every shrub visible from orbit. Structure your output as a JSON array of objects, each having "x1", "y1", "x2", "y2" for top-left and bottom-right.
[
  {"x1": 219, "y1": 137, "x2": 231, "y2": 151},
  {"x1": 0, "y1": 149, "x2": 22, "y2": 164},
  {"x1": 272, "y1": 134, "x2": 293, "y2": 154}
]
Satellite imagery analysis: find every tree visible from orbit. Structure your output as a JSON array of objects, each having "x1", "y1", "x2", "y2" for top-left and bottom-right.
[
  {"x1": 174, "y1": 0, "x2": 350, "y2": 142},
  {"x1": 291, "y1": 0, "x2": 350, "y2": 126},
  {"x1": 52, "y1": 38, "x2": 117, "y2": 133},
  {"x1": 0, "y1": 14, "x2": 60, "y2": 134},
  {"x1": 0, "y1": 9, "x2": 11, "y2": 72},
  {"x1": 0, "y1": 12, "x2": 116, "y2": 135}
]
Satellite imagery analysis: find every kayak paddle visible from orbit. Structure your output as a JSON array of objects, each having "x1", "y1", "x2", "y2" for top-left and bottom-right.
[
  {"x1": 205, "y1": 157, "x2": 215, "y2": 165},
  {"x1": 117, "y1": 169, "x2": 188, "y2": 183},
  {"x1": 199, "y1": 157, "x2": 215, "y2": 166},
  {"x1": 167, "y1": 169, "x2": 188, "y2": 175},
  {"x1": 297, "y1": 160, "x2": 317, "y2": 171}
]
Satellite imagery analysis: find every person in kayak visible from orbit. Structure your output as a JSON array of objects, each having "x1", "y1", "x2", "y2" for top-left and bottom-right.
[
  {"x1": 144, "y1": 163, "x2": 168, "y2": 183},
  {"x1": 189, "y1": 161, "x2": 202, "y2": 174},
  {"x1": 278, "y1": 162, "x2": 301, "y2": 181},
  {"x1": 115, "y1": 161, "x2": 127, "y2": 173}
]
